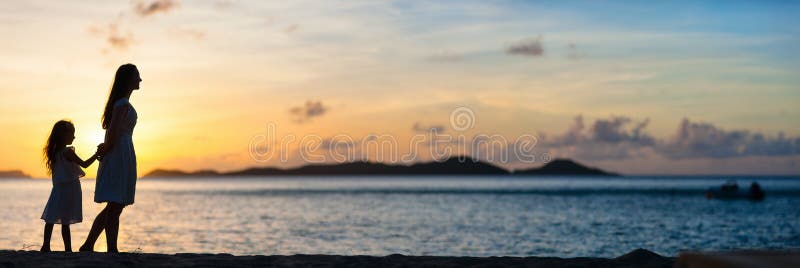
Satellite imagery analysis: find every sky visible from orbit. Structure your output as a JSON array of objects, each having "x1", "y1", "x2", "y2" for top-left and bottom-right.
[{"x1": 1, "y1": 0, "x2": 798, "y2": 178}]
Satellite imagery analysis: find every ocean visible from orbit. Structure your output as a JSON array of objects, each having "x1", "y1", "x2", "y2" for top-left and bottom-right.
[{"x1": 1, "y1": 176, "x2": 799, "y2": 257}]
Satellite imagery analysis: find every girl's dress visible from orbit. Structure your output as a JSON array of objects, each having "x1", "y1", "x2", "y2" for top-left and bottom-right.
[
  {"x1": 95, "y1": 97, "x2": 138, "y2": 205},
  {"x1": 41, "y1": 147, "x2": 84, "y2": 224}
]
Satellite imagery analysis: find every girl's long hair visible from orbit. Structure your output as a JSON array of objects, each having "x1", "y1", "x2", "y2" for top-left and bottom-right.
[
  {"x1": 102, "y1": 64, "x2": 138, "y2": 130},
  {"x1": 43, "y1": 120, "x2": 74, "y2": 175}
]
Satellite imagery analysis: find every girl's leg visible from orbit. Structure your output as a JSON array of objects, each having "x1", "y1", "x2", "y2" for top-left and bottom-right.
[
  {"x1": 105, "y1": 203, "x2": 124, "y2": 253},
  {"x1": 61, "y1": 224, "x2": 72, "y2": 252},
  {"x1": 41, "y1": 223, "x2": 53, "y2": 252},
  {"x1": 79, "y1": 205, "x2": 110, "y2": 252}
]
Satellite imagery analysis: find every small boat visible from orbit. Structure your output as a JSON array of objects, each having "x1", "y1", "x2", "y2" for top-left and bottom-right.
[{"x1": 706, "y1": 181, "x2": 765, "y2": 201}]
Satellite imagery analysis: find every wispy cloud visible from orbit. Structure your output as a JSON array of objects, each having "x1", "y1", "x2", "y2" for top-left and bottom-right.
[
  {"x1": 507, "y1": 36, "x2": 544, "y2": 57},
  {"x1": 289, "y1": 100, "x2": 328, "y2": 123},
  {"x1": 284, "y1": 24, "x2": 299, "y2": 34},
  {"x1": 135, "y1": 0, "x2": 180, "y2": 17},
  {"x1": 88, "y1": 22, "x2": 135, "y2": 52},
  {"x1": 566, "y1": 42, "x2": 586, "y2": 60},
  {"x1": 412, "y1": 122, "x2": 445, "y2": 133},
  {"x1": 88, "y1": 0, "x2": 184, "y2": 52},
  {"x1": 169, "y1": 27, "x2": 206, "y2": 40}
]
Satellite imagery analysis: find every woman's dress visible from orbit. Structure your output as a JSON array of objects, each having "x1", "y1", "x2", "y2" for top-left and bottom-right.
[{"x1": 95, "y1": 98, "x2": 138, "y2": 205}]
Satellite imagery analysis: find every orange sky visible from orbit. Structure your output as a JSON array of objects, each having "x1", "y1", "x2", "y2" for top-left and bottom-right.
[{"x1": 1, "y1": 1, "x2": 799, "y2": 178}]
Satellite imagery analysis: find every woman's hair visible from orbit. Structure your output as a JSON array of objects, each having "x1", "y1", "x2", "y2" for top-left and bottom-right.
[
  {"x1": 102, "y1": 63, "x2": 138, "y2": 129},
  {"x1": 43, "y1": 120, "x2": 74, "y2": 175}
]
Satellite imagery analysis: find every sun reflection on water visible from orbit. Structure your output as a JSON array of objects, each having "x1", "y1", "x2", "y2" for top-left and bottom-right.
[{"x1": 1, "y1": 177, "x2": 799, "y2": 257}]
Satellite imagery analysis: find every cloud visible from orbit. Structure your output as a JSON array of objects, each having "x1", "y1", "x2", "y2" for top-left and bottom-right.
[
  {"x1": 319, "y1": 136, "x2": 358, "y2": 151},
  {"x1": 412, "y1": 122, "x2": 445, "y2": 133},
  {"x1": 659, "y1": 118, "x2": 800, "y2": 159},
  {"x1": 135, "y1": 0, "x2": 179, "y2": 17},
  {"x1": 538, "y1": 115, "x2": 655, "y2": 160},
  {"x1": 507, "y1": 36, "x2": 544, "y2": 57},
  {"x1": 289, "y1": 100, "x2": 328, "y2": 123},
  {"x1": 284, "y1": 24, "x2": 299, "y2": 34},
  {"x1": 547, "y1": 115, "x2": 585, "y2": 146},
  {"x1": 591, "y1": 116, "x2": 655, "y2": 145},
  {"x1": 169, "y1": 28, "x2": 206, "y2": 40},
  {"x1": 538, "y1": 115, "x2": 799, "y2": 160},
  {"x1": 567, "y1": 42, "x2": 586, "y2": 60},
  {"x1": 88, "y1": 23, "x2": 135, "y2": 52},
  {"x1": 543, "y1": 115, "x2": 655, "y2": 147},
  {"x1": 89, "y1": 0, "x2": 182, "y2": 52},
  {"x1": 248, "y1": 115, "x2": 799, "y2": 174},
  {"x1": 542, "y1": 115, "x2": 654, "y2": 146}
]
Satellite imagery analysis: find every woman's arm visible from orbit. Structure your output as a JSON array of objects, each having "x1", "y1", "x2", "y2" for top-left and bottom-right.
[
  {"x1": 63, "y1": 147, "x2": 99, "y2": 168},
  {"x1": 99, "y1": 104, "x2": 130, "y2": 156}
]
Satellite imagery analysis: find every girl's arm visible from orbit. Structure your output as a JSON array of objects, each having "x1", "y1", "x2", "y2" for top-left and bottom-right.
[
  {"x1": 99, "y1": 104, "x2": 130, "y2": 156},
  {"x1": 64, "y1": 147, "x2": 99, "y2": 168}
]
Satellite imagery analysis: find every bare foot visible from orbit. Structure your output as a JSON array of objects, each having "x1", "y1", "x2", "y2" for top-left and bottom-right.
[{"x1": 40, "y1": 245, "x2": 50, "y2": 252}]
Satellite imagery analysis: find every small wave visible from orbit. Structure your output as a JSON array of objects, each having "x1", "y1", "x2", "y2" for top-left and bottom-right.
[{"x1": 162, "y1": 188, "x2": 800, "y2": 197}]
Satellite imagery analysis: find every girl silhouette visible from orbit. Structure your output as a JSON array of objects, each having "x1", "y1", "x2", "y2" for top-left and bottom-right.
[{"x1": 40, "y1": 120, "x2": 100, "y2": 252}]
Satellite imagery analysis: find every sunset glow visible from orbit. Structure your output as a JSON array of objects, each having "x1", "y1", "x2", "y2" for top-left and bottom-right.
[{"x1": 1, "y1": 1, "x2": 799, "y2": 178}]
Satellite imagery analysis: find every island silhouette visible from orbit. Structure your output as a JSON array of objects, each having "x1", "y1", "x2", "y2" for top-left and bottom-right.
[
  {"x1": 0, "y1": 170, "x2": 30, "y2": 178},
  {"x1": 144, "y1": 158, "x2": 619, "y2": 178}
]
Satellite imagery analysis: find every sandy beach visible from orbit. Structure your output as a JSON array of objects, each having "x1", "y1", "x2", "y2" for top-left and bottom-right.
[{"x1": 0, "y1": 249, "x2": 673, "y2": 268}]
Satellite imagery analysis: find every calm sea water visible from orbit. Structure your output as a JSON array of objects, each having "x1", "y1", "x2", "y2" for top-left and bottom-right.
[{"x1": 1, "y1": 176, "x2": 799, "y2": 257}]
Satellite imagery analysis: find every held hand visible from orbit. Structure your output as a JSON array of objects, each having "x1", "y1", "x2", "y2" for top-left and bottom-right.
[{"x1": 96, "y1": 143, "x2": 106, "y2": 161}]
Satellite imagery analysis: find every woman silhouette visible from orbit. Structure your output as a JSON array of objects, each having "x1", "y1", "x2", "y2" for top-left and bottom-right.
[{"x1": 80, "y1": 64, "x2": 141, "y2": 253}]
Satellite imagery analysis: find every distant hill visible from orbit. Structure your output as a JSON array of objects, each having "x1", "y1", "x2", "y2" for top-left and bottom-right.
[
  {"x1": 512, "y1": 159, "x2": 618, "y2": 176},
  {"x1": 144, "y1": 157, "x2": 618, "y2": 178},
  {"x1": 144, "y1": 169, "x2": 220, "y2": 178},
  {"x1": 228, "y1": 157, "x2": 508, "y2": 176},
  {"x1": 0, "y1": 170, "x2": 30, "y2": 178}
]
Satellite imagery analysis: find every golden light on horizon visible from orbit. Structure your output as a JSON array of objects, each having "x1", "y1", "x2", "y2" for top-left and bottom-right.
[{"x1": 0, "y1": 0, "x2": 798, "y2": 177}]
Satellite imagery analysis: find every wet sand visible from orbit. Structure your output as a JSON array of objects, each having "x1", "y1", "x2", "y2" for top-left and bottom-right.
[{"x1": 0, "y1": 248, "x2": 673, "y2": 268}]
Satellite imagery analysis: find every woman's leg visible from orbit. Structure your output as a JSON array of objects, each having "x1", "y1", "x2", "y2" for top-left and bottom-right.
[
  {"x1": 41, "y1": 223, "x2": 53, "y2": 252},
  {"x1": 61, "y1": 224, "x2": 72, "y2": 252},
  {"x1": 79, "y1": 205, "x2": 110, "y2": 252},
  {"x1": 105, "y1": 202, "x2": 124, "y2": 253}
]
